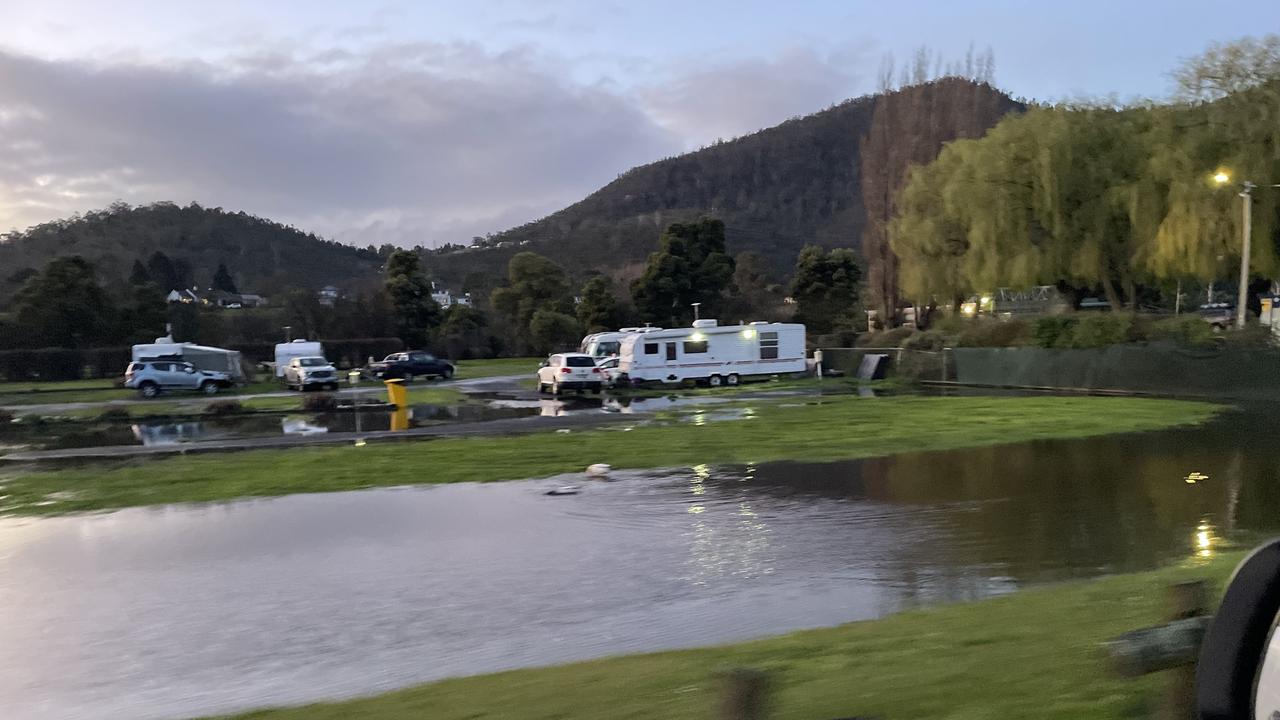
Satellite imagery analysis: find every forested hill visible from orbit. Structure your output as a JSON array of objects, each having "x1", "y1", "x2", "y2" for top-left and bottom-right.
[
  {"x1": 0, "y1": 202, "x2": 384, "y2": 300},
  {"x1": 431, "y1": 77, "x2": 1022, "y2": 286}
]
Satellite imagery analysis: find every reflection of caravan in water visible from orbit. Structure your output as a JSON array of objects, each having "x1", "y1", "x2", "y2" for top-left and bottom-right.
[
  {"x1": 579, "y1": 327, "x2": 663, "y2": 359},
  {"x1": 616, "y1": 320, "x2": 806, "y2": 387}
]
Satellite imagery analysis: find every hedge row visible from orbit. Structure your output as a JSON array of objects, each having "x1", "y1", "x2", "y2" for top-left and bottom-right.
[{"x1": 0, "y1": 338, "x2": 406, "y2": 381}]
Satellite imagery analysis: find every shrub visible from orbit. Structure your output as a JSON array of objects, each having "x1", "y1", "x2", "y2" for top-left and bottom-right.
[
  {"x1": 1148, "y1": 315, "x2": 1220, "y2": 348},
  {"x1": 901, "y1": 330, "x2": 947, "y2": 351},
  {"x1": 1033, "y1": 317, "x2": 1076, "y2": 348},
  {"x1": 302, "y1": 393, "x2": 338, "y2": 412},
  {"x1": 95, "y1": 407, "x2": 131, "y2": 423},
  {"x1": 856, "y1": 326, "x2": 915, "y2": 348},
  {"x1": 1062, "y1": 314, "x2": 1132, "y2": 348},
  {"x1": 204, "y1": 399, "x2": 245, "y2": 416},
  {"x1": 955, "y1": 318, "x2": 1032, "y2": 347}
]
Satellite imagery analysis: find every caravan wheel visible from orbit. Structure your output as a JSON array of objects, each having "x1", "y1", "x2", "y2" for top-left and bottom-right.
[
  {"x1": 726, "y1": 373, "x2": 740, "y2": 386},
  {"x1": 707, "y1": 374, "x2": 723, "y2": 388}
]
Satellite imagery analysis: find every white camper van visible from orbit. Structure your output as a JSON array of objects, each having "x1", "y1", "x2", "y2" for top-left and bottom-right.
[
  {"x1": 616, "y1": 320, "x2": 806, "y2": 387},
  {"x1": 273, "y1": 340, "x2": 326, "y2": 378},
  {"x1": 579, "y1": 327, "x2": 663, "y2": 359}
]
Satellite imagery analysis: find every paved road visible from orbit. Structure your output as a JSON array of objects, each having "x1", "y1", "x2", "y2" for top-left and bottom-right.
[
  {"x1": 1, "y1": 410, "x2": 640, "y2": 462},
  {"x1": 1, "y1": 374, "x2": 529, "y2": 415}
]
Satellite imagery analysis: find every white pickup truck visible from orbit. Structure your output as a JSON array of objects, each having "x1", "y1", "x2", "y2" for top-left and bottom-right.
[{"x1": 282, "y1": 356, "x2": 340, "y2": 391}]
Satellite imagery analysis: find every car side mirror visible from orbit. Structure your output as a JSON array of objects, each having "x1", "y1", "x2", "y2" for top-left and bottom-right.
[
  {"x1": 185, "y1": 366, "x2": 196, "y2": 374},
  {"x1": 539, "y1": 361, "x2": 549, "y2": 368},
  {"x1": 1197, "y1": 539, "x2": 1280, "y2": 718}
]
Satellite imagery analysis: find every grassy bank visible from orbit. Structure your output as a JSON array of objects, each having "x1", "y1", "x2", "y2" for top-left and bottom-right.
[
  {"x1": 213, "y1": 550, "x2": 1243, "y2": 719},
  {"x1": 0, "y1": 395, "x2": 1221, "y2": 515},
  {"x1": 453, "y1": 357, "x2": 540, "y2": 379}
]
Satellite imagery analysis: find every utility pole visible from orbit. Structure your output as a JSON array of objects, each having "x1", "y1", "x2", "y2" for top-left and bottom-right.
[{"x1": 1237, "y1": 182, "x2": 1255, "y2": 329}]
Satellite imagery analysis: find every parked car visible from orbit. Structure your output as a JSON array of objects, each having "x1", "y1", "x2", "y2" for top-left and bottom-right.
[
  {"x1": 283, "y1": 356, "x2": 339, "y2": 391},
  {"x1": 596, "y1": 356, "x2": 622, "y2": 386},
  {"x1": 537, "y1": 353, "x2": 604, "y2": 394},
  {"x1": 1199, "y1": 302, "x2": 1236, "y2": 329},
  {"x1": 366, "y1": 351, "x2": 455, "y2": 382},
  {"x1": 124, "y1": 360, "x2": 233, "y2": 398}
]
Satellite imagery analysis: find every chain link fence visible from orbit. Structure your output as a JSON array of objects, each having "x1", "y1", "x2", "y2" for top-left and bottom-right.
[{"x1": 816, "y1": 346, "x2": 955, "y2": 382}]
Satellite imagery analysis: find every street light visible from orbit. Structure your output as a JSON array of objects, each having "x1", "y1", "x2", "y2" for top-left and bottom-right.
[{"x1": 1214, "y1": 172, "x2": 1280, "y2": 329}]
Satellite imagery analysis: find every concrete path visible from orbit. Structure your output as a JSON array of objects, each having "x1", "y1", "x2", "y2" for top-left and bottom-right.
[{"x1": 1, "y1": 410, "x2": 641, "y2": 462}]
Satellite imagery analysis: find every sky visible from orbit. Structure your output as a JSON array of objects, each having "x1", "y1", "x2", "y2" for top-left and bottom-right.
[{"x1": 1, "y1": 0, "x2": 1278, "y2": 249}]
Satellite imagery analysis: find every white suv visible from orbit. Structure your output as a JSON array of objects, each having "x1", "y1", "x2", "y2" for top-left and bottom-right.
[
  {"x1": 537, "y1": 353, "x2": 604, "y2": 395},
  {"x1": 124, "y1": 361, "x2": 232, "y2": 398},
  {"x1": 283, "y1": 356, "x2": 339, "y2": 391}
]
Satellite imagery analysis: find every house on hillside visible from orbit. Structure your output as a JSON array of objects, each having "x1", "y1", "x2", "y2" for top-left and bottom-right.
[
  {"x1": 166, "y1": 289, "x2": 200, "y2": 304},
  {"x1": 317, "y1": 286, "x2": 339, "y2": 307},
  {"x1": 206, "y1": 291, "x2": 264, "y2": 308},
  {"x1": 429, "y1": 282, "x2": 471, "y2": 307}
]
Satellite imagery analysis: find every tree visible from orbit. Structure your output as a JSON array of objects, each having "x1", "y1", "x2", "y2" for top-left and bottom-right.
[
  {"x1": 528, "y1": 310, "x2": 581, "y2": 355},
  {"x1": 384, "y1": 250, "x2": 442, "y2": 348},
  {"x1": 439, "y1": 305, "x2": 495, "y2": 359},
  {"x1": 145, "y1": 251, "x2": 179, "y2": 291},
  {"x1": 128, "y1": 259, "x2": 151, "y2": 286},
  {"x1": 121, "y1": 283, "x2": 169, "y2": 343},
  {"x1": 789, "y1": 246, "x2": 863, "y2": 335},
  {"x1": 722, "y1": 251, "x2": 782, "y2": 322},
  {"x1": 631, "y1": 219, "x2": 735, "y2": 326},
  {"x1": 280, "y1": 287, "x2": 327, "y2": 340},
  {"x1": 212, "y1": 263, "x2": 237, "y2": 294},
  {"x1": 491, "y1": 252, "x2": 572, "y2": 328},
  {"x1": 576, "y1": 276, "x2": 620, "y2": 333},
  {"x1": 12, "y1": 256, "x2": 114, "y2": 348},
  {"x1": 1174, "y1": 34, "x2": 1280, "y2": 101}
]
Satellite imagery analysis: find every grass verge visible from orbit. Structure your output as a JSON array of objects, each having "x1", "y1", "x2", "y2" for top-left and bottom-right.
[
  {"x1": 452, "y1": 357, "x2": 541, "y2": 379},
  {"x1": 212, "y1": 550, "x2": 1244, "y2": 719},
  {"x1": 1, "y1": 395, "x2": 1222, "y2": 515}
]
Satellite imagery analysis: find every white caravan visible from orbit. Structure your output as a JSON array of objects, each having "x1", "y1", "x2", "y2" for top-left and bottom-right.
[
  {"x1": 579, "y1": 326, "x2": 663, "y2": 359},
  {"x1": 273, "y1": 339, "x2": 326, "y2": 378},
  {"x1": 616, "y1": 319, "x2": 806, "y2": 387}
]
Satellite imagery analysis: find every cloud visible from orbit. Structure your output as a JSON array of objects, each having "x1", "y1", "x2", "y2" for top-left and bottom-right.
[
  {"x1": 641, "y1": 45, "x2": 872, "y2": 147},
  {"x1": 0, "y1": 43, "x2": 680, "y2": 246}
]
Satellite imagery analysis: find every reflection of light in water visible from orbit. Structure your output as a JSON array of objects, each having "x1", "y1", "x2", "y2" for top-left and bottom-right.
[
  {"x1": 684, "y1": 465, "x2": 774, "y2": 585},
  {"x1": 1185, "y1": 471, "x2": 1209, "y2": 484},
  {"x1": 1195, "y1": 519, "x2": 1215, "y2": 559},
  {"x1": 693, "y1": 412, "x2": 707, "y2": 426}
]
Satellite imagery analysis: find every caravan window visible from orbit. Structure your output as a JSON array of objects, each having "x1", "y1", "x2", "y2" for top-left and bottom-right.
[
  {"x1": 760, "y1": 331, "x2": 779, "y2": 360},
  {"x1": 683, "y1": 340, "x2": 708, "y2": 354},
  {"x1": 644, "y1": 342, "x2": 659, "y2": 355}
]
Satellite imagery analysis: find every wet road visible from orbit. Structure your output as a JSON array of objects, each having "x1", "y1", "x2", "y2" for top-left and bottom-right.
[{"x1": 1, "y1": 407, "x2": 1274, "y2": 719}]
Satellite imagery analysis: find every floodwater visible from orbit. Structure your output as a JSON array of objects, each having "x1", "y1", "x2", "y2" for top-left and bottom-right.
[{"x1": 1, "y1": 406, "x2": 1276, "y2": 719}]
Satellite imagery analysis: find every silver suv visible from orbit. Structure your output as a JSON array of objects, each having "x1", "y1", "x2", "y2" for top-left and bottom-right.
[{"x1": 124, "y1": 361, "x2": 232, "y2": 398}]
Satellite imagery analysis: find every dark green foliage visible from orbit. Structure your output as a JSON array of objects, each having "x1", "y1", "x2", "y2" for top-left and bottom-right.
[
  {"x1": 438, "y1": 305, "x2": 496, "y2": 360},
  {"x1": 631, "y1": 219, "x2": 735, "y2": 326},
  {"x1": 0, "y1": 347, "x2": 132, "y2": 381},
  {"x1": 856, "y1": 326, "x2": 916, "y2": 348},
  {"x1": 121, "y1": 283, "x2": 168, "y2": 344},
  {"x1": 1144, "y1": 316, "x2": 1220, "y2": 348},
  {"x1": 901, "y1": 330, "x2": 947, "y2": 351},
  {"x1": 128, "y1": 260, "x2": 150, "y2": 286},
  {"x1": 576, "y1": 276, "x2": 620, "y2": 333},
  {"x1": 528, "y1": 310, "x2": 582, "y2": 355},
  {"x1": 96, "y1": 407, "x2": 131, "y2": 423},
  {"x1": 12, "y1": 256, "x2": 114, "y2": 348},
  {"x1": 145, "y1": 251, "x2": 180, "y2": 292},
  {"x1": 384, "y1": 250, "x2": 442, "y2": 349},
  {"x1": 790, "y1": 245, "x2": 863, "y2": 335},
  {"x1": 1067, "y1": 315, "x2": 1133, "y2": 348},
  {"x1": 490, "y1": 252, "x2": 574, "y2": 353},
  {"x1": 0, "y1": 202, "x2": 384, "y2": 304},
  {"x1": 212, "y1": 263, "x2": 237, "y2": 294},
  {"x1": 954, "y1": 319, "x2": 1032, "y2": 347},
  {"x1": 1033, "y1": 317, "x2": 1077, "y2": 348}
]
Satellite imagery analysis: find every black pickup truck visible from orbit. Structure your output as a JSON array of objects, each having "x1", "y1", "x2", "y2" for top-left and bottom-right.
[{"x1": 367, "y1": 351, "x2": 455, "y2": 382}]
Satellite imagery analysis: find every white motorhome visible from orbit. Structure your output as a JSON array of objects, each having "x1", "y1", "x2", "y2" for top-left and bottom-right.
[
  {"x1": 616, "y1": 319, "x2": 806, "y2": 387},
  {"x1": 579, "y1": 327, "x2": 663, "y2": 359},
  {"x1": 273, "y1": 339, "x2": 326, "y2": 378}
]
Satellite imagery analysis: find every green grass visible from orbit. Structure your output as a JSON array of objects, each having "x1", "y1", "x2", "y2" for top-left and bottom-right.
[
  {"x1": 213, "y1": 549, "x2": 1244, "y2": 720},
  {"x1": 452, "y1": 356, "x2": 541, "y2": 379},
  {"x1": 0, "y1": 395, "x2": 1222, "y2": 515}
]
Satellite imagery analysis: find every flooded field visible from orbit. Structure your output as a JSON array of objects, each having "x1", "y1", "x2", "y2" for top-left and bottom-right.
[{"x1": 0, "y1": 405, "x2": 1271, "y2": 719}]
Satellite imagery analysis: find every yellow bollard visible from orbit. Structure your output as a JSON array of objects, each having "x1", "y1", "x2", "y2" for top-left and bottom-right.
[
  {"x1": 390, "y1": 406, "x2": 410, "y2": 432},
  {"x1": 383, "y1": 378, "x2": 407, "y2": 408}
]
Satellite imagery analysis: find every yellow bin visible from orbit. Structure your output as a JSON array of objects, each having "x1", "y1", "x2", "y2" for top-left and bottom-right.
[{"x1": 383, "y1": 378, "x2": 407, "y2": 408}]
